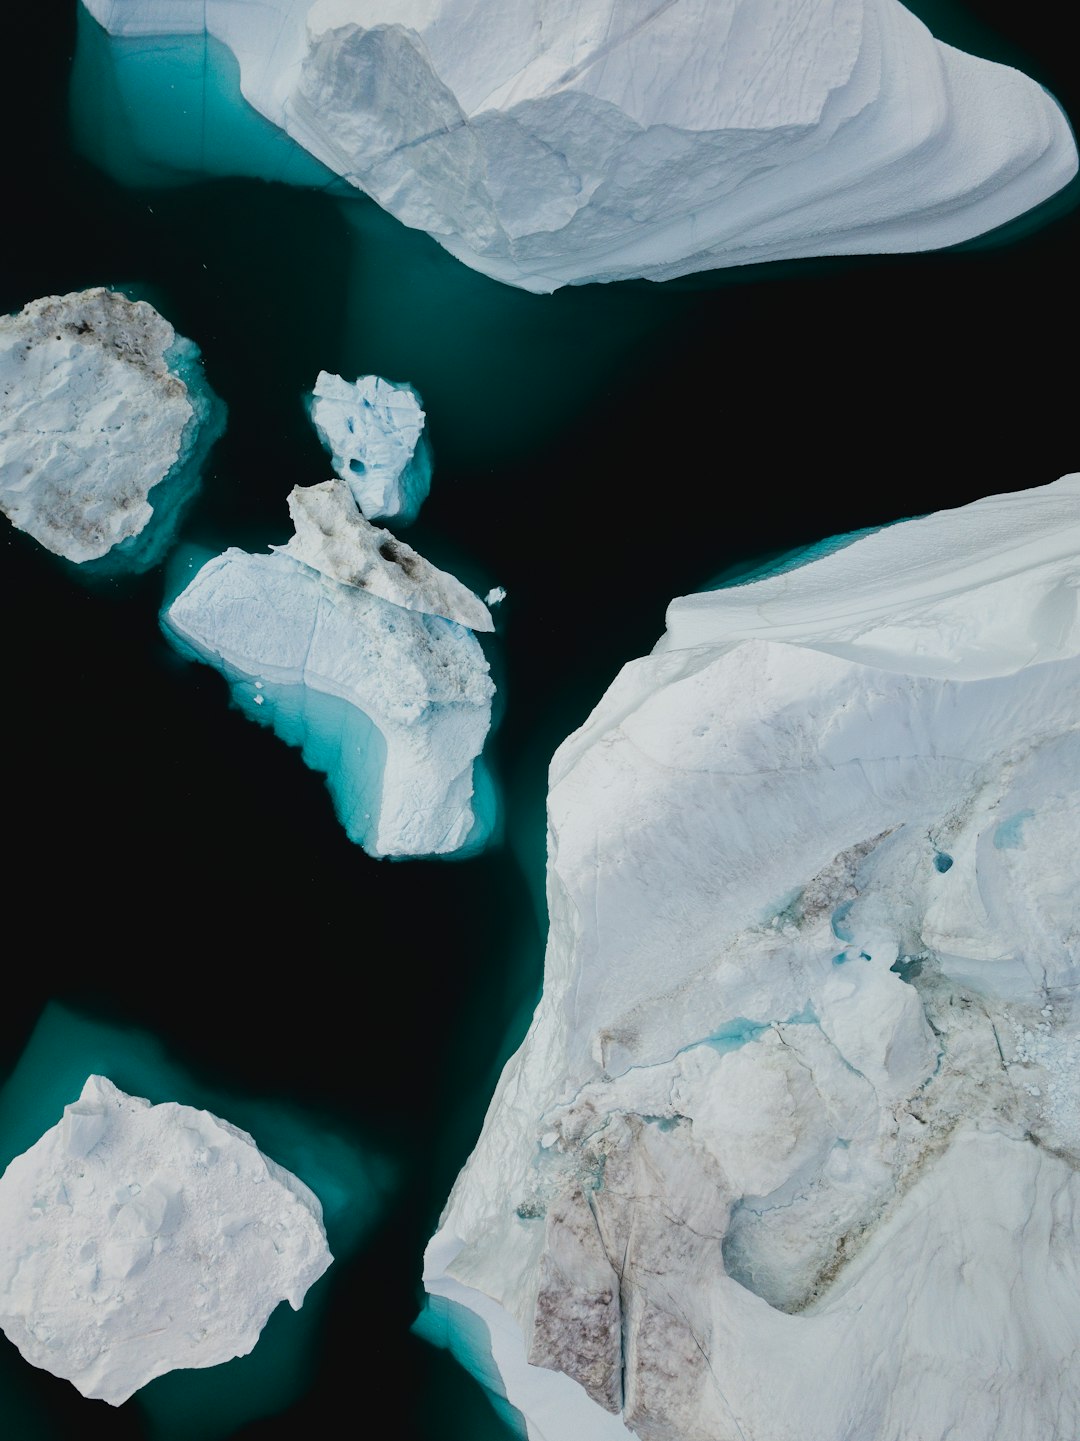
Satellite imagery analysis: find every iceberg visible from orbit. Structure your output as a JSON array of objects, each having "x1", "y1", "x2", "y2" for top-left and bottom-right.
[
  {"x1": 309, "y1": 372, "x2": 431, "y2": 523},
  {"x1": 0, "y1": 288, "x2": 223, "y2": 567},
  {"x1": 422, "y1": 477, "x2": 1080, "y2": 1440},
  {"x1": 80, "y1": 0, "x2": 1077, "y2": 292},
  {"x1": 0, "y1": 1075, "x2": 332, "y2": 1406},
  {"x1": 164, "y1": 481, "x2": 495, "y2": 858},
  {"x1": 283, "y1": 478, "x2": 492, "y2": 631}
]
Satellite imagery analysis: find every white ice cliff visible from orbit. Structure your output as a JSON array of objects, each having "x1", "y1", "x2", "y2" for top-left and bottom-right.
[
  {"x1": 422, "y1": 477, "x2": 1080, "y2": 1441},
  {"x1": 0, "y1": 1075, "x2": 332, "y2": 1405},
  {"x1": 0, "y1": 288, "x2": 222, "y2": 563},
  {"x1": 81, "y1": 0, "x2": 1077, "y2": 292},
  {"x1": 309, "y1": 372, "x2": 431, "y2": 523},
  {"x1": 164, "y1": 481, "x2": 494, "y2": 858}
]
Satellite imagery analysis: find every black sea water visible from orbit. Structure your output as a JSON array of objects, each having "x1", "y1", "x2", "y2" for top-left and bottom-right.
[{"x1": 1, "y1": 2, "x2": 1076, "y2": 1437}]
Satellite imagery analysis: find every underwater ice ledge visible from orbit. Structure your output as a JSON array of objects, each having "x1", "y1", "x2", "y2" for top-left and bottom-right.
[
  {"x1": 418, "y1": 476, "x2": 1080, "y2": 1441},
  {"x1": 0, "y1": 1004, "x2": 390, "y2": 1441},
  {"x1": 162, "y1": 484, "x2": 498, "y2": 861},
  {"x1": 78, "y1": 0, "x2": 1077, "y2": 292},
  {"x1": 0, "y1": 289, "x2": 225, "y2": 575}
]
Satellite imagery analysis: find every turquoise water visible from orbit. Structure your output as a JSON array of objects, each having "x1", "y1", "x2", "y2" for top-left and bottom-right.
[
  {"x1": 993, "y1": 810, "x2": 1035, "y2": 848},
  {"x1": 0, "y1": 1005, "x2": 391, "y2": 1440},
  {"x1": 2, "y1": 2, "x2": 1077, "y2": 1436}
]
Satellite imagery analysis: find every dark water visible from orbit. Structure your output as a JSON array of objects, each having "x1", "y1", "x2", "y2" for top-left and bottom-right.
[{"x1": 1, "y1": 2, "x2": 1076, "y2": 1437}]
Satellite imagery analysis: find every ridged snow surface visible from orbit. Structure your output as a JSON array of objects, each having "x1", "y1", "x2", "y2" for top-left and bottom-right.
[
  {"x1": 0, "y1": 1076, "x2": 332, "y2": 1405},
  {"x1": 164, "y1": 482, "x2": 494, "y2": 858},
  {"x1": 81, "y1": 0, "x2": 1077, "y2": 291},
  {"x1": 0, "y1": 288, "x2": 221, "y2": 563},
  {"x1": 423, "y1": 477, "x2": 1080, "y2": 1441},
  {"x1": 309, "y1": 373, "x2": 431, "y2": 523}
]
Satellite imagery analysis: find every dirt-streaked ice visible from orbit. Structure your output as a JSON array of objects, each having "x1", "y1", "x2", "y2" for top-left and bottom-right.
[{"x1": 422, "y1": 476, "x2": 1080, "y2": 1441}]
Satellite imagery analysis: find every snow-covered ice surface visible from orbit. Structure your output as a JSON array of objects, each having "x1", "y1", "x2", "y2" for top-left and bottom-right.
[
  {"x1": 309, "y1": 372, "x2": 431, "y2": 523},
  {"x1": 0, "y1": 1075, "x2": 332, "y2": 1406},
  {"x1": 422, "y1": 476, "x2": 1080, "y2": 1441},
  {"x1": 164, "y1": 481, "x2": 495, "y2": 859},
  {"x1": 0, "y1": 288, "x2": 223, "y2": 566},
  {"x1": 80, "y1": 0, "x2": 1077, "y2": 291}
]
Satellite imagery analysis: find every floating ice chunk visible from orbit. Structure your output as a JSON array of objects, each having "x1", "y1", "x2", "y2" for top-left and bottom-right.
[
  {"x1": 81, "y1": 0, "x2": 1077, "y2": 291},
  {"x1": 0, "y1": 288, "x2": 223, "y2": 566},
  {"x1": 423, "y1": 475, "x2": 1080, "y2": 1440},
  {"x1": 163, "y1": 489, "x2": 495, "y2": 858},
  {"x1": 280, "y1": 479, "x2": 493, "y2": 632},
  {"x1": 309, "y1": 372, "x2": 431, "y2": 523},
  {"x1": 0, "y1": 1075, "x2": 331, "y2": 1406},
  {"x1": 484, "y1": 586, "x2": 506, "y2": 607}
]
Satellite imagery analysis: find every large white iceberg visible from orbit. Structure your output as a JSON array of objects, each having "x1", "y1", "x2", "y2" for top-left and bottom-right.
[
  {"x1": 0, "y1": 1075, "x2": 332, "y2": 1405},
  {"x1": 80, "y1": 0, "x2": 1077, "y2": 291},
  {"x1": 309, "y1": 372, "x2": 431, "y2": 523},
  {"x1": 164, "y1": 481, "x2": 495, "y2": 858},
  {"x1": 421, "y1": 477, "x2": 1080, "y2": 1440},
  {"x1": 0, "y1": 288, "x2": 223, "y2": 565}
]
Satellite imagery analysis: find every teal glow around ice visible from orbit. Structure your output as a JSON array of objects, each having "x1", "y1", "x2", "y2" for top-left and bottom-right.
[
  {"x1": 413, "y1": 1294, "x2": 527, "y2": 1439},
  {"x1": 70, "y1": 8, "x2": 338, "y2": 192},
  {"x1": 62, "y1": 333, "x2": 225, "y2": 581},
  {"x1": 0, "y1": 1004, "x2": 391, "y2": 1439},
  {"x1": 705, "y1": 521, "x2": 892, "y2": 592},
  {"x1": 160, "y1": 556, "x2": 499, "y2": 860}
]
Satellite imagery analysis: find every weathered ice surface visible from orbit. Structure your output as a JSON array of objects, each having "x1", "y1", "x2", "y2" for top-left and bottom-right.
[
  {"x1": 0, "y1": 1076, "x2": 332, "y2": 1406},
  {"x1": 309, "y1": 372, "x2": 431, "y2": 523},
  {"x1": 164, "y1": 483, "x2": 494, "y2": 858},
  {"x1": 0, "y1": 288, "x2": 222, "y2": 563},
  {"x1": 423, "y1": 476, "x2": 1080, "y2": 1441},
  {"x1": 81, "y1": 0, "x2": 1077, "y2": 291},
  {"x1": 282, "y1": 479, "x2": 493, "y2": 631}
]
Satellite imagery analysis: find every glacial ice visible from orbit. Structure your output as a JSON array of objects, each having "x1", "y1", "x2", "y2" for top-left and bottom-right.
[
  {"x1": 423, "y1": 476, "x2": 1080, "y2": 1440},
  {"x1": 81, "y1": 0, "x2": 1077, "y2": 292},
  {"x1": 309, "y1": 372, "x2": 431, "y2": 523},
  {"x1": 0, "y1": 1075, "x2": 332, "y2": 1406},
  {"x1": 164, "y1": 481, "x2": 495, "y2": 858},
  {"x1": 282, "y1": 478, "x2": 493, "y2": 631},
  {"x1": 0, "y1": 288, "x2": 223, "y2": 566}
]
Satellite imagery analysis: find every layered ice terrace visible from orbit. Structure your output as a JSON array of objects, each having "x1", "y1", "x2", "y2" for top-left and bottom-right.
[{"x1": 422, "y1": 476, "x2": 1080, "y2": 1441}]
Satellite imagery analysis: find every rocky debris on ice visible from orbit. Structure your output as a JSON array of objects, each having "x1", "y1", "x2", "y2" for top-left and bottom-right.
[
  {"x1": 280, "y1": 479, "x2": 492, "y2": 631},
  {"x1": 0, "y1": 1075, "x2": 331, "y2": 1405},
  {"x1": 0, "y1": 288, "x2": 222, "y2": 563},
  {"x1": 81, "y1": 0, "x2": 1077, "y2": 291},
  {"x1": 309, "y1": 372, "x2": 431, "y2": 523},
  {"x1": 423, "y1": 476, "x2": 1080, "y2": 1441},
  {"x1": 164, "y1": 482, "x2": 494, "y2": 858}
]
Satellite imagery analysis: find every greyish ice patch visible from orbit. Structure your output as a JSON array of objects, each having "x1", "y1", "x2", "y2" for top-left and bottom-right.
[
  {"x1": 421, "y1": 475, "x2": 1080, "y2": 1441},
  {"x1": 164, "y1": 481, "x2": 495, "y2": 859},
  {"x1": 309, "y1": 372, "x2": 431, "y2": 523},
  {"x1": 0, "y1": 288, "x2": 224, "y2": 568},
  {"x1": 0, "y1": 1075, "x2": 332, "y2": 1406},
  {"x1": 81, "y1": 0, "x2": 1077, "y2": 291}
]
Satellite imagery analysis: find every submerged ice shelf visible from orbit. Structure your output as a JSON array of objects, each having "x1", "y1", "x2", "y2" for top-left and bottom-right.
[
  {"x1": 309, "y1": 372, "x2": 431, "y2": 524},
  {"x1": 81, "y1": 0, "x2": 1077, "y2": 291},
  {"x1": 0, "y1": 1075, "x2": 332, "y2": 1406},
  {"x1": 422, "y1": 477, "x2": 1080, "y2": 1441},
  {"x1": 0, "y1": 288, "x2": 223, "y2": 567},
  {"x1": 164, "y1": 481, "x2": 495, "y2": 859}
]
